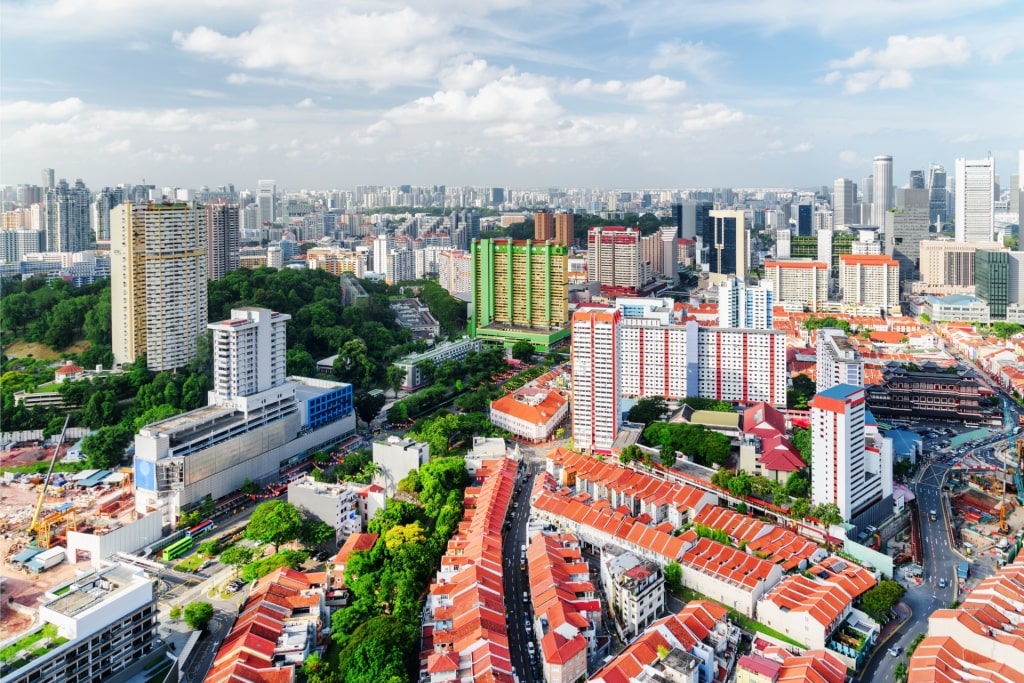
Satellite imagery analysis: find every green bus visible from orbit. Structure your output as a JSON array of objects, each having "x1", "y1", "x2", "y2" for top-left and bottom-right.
[{"x1": 161, "y1": 537, "x2": 194, "y2": 563}]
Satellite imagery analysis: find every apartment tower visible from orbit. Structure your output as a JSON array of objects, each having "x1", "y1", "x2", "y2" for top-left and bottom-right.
[
  {"x1": 206, "y1": 200, "x2": 241, "y2": 280},
  {"x1": 955, "y1": 157, "x2": 996, "y2": 243}
]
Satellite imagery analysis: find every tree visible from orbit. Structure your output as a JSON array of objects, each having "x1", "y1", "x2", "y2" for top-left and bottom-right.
[
  {"x1": 861, "y1": 580, "x2": 905, "y2": 621},
  {"x1": 727, "y1": 471, "x2": 752, "y2": 497},
  {"x1": 788, "y1": 497, "x2": 810, "y2": 520},
  {"x1": 384, "y1": 522, "x2": 427, "y2": 552},
  {"x1": 659, "y1": 443, "x2": 677, "y2": 467},
  {"x1": 385, "y1": 365, "x2": 406, "y2": 399},
  {"x1": 791, "y1": 427, "x2": 812, "y2": 464},
  {"x1": 784, "y1": 471, "x2": 810, "y2": 498},
  {"x1": 663, "y1": 561, "x2": 682, "y2": 592},
  {"x1": 627, "y1": 397, "x2": 668, "y2": 426},
  {"x1": 787, "y1": 374, "x2": 816, "y2": 410},
  {"x1": 810, "y1": 502, "x2": 842, "y2": 528},
  {"x1": 184, "y1": 602, "x2": 215, "y2": 631},
  {"x1": 619, "y1": 444, "x2": 642, "y2": 464},
  {"x1": 169, "y1": 605, "x2": 182, "y2": 621},
  {"x1": 301, "y1": 519, "x2": 336, "y2": 547},
  {"x1": 354, "y1": 392, "x2": 386, "y2": 426},
  {"x1": 246, "y1": 500, "x2": 304, "y2": 551},
  {"x1": 220, "y1": 544, "x2": 257, "y2": 575},
  {"x1": 335, "y1": 615, "x2": 415, "y2": 683},
  {"x1": 511, "y1": 340, "x2": 534, "y2": 363}
]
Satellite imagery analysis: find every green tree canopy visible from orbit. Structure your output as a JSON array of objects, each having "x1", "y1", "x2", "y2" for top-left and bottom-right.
[
  {"x1": 184, "y1": 602, "x2": 215, "y2": 631},
  {"x1": 245, "y1": 500, "x2": 304, "y2": 551},
  {"x1": 511, "y1": 340, "x2": 534, "y2": 362},
  {"x1": 627, "y1": 396, "x2": 668, "y2": 426}
]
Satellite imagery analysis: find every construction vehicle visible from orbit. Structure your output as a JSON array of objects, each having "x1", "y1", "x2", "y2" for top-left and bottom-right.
[{"x1": 27, "y1": 415, "x2": 71, "y2": 546}]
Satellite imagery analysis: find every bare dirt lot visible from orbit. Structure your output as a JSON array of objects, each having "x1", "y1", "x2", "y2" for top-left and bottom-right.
[{"x1": 2, "y1": 341, "x2": 89, "y2": 360}]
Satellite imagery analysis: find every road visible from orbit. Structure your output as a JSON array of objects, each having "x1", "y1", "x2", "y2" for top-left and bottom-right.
[{"x1": 503, "y1": 461, "x2": 539, "y2": 682}]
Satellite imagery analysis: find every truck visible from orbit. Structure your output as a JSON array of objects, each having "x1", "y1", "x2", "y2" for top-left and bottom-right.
[{"x1": 25, "y1": 546, "x2": 66, "y2": 573}]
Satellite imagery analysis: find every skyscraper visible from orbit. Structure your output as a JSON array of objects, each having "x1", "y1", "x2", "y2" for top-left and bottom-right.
[
  {"x1": 587, "y1": 226, "x2": 650, "y2": 295},
  {"x1": 928, "y1": 164, "x2": 948, "y2": 225},
  {"x1": 570, "y1": 307, "x2": 621, "y2": 454},
  {"x1": 208, "y1": 307, "x2": 290, "y2": 403},
  {"x1": 708, "y1": 209, "x2": 747, "y2": 277},
  {"x1": 111, "y1": 202, "x2": 208, "y2": 371},
  {"x1": 257, "y1": 179, "x2": 276, "y2": 226},
  {"x1": 975, "y1": 250, "x2": 1009, "y2": 319},
  {"x1": 206, "y1": 200, "x2": 241, "y2": 281},
  {"x1": 718, "y1": 278, "x2": 773, "y2": 329},
  {"x1": 955, "y1": 157, "x2": 995, "y2": 243},
  {"x1": 534, "y1": 210, "x2": 554, "y2": 241},
  {"x1": 796, "y1": 204, "x2": 812, "y2": 236},
  {"x1": 469, "y1": 238, "x2": 570, "y2": 349},
  {"x1": 45, "y1": 179, "x2": 92, "y2": 252},
  {"x1": 909, "y1": 169, "x2": 925, "y2": 189},
  {"x1": 885, "y1": 206, "x2": 930, "y2": 282},
  {"x1": 833, "y1": 178, "x2": 856, "y2": 228},
  {"x1": 816, "y1": 328, "x2": 864, "y2": 392},
  {"x1": 554, "y1": 211, "x2": 574, "y2": 247},
  {"x1": 41, "y1": 168, "x2": 54, "y2": 189},
  {"x1": 871, "y1": 155, "x2": 893, "y2": 227}
]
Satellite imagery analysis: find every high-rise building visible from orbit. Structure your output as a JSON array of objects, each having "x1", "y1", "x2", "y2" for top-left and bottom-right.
[
  {"x1": 1019, "y1": 150, "x2": 1024, "y2": 231},
  {"x1": 871, "y1": 155, "x2": 893, "y2": 227},
  {"x1": 694, "y1": 201, "x2": 714, "y2": 265},
  {"x1": 437, "y1": 249, "x2": 473, "y2": 296},
  {"x1": 708, "y1": 209, "x2": 747, "y2": 277},
  {"x1": 554, "y1": 211, "x2": 574, "y2": 247},
  {"x1": 587, "y1": 226, "x2": 650, "y2": 295},
  {"x1": 884, "y1": 207, "x2": 930, "y2": 283},
  {"x1": 45, "y1": 179, "x2": 92, "y2": 252},
  {"x1": 796, "y1": 204, "x2": 812, "y2": 236},
  {"x1": 111, "y1": 202, "x2": 208, "y2": 371},
  {"x1": 955, "y1": 157, "x2": 995, "y2": 243},
  {"x1": 205, "y1": 200, "x2": 240, "y2": 281},
  {"x1": 975, "y1": 250, "x2": 1009, "y2": 319},
  {"x1": 91, "y1": 187, "x2": 121, "y2": 242},
  {"x1": 469, "y1": 238, "x2": 570, "y2": 349},
  {"x1": 386, "y1": 248, "x2": 416, "y2": 285},
  {"x1": 571, "y1": 308, "x2": 621, "y2": 453},
  {"x1": 917, "y1": 240, "x2": 996, "y2": 293},
  {"x1": 718, "y1": 277, "x2": 773, "y2": 329},
  {"x1": 534, "y1": 210, "x2": 554, "y2": 241},
  {"x1": 928, "y1": 164, "x2": 948, "y2": 225},
  {"x1": 763, "y1": 260, "x2": 829, "y2": 311},
  {"x1": 208, "y1": 307, "x2": 290, "y2": 403},
  {"x1": 41, "y1": 168, "x2": 54, "y2": 189},
  {"x1": 257, "y1": 179, "x2": 276, "y2": 226},
  {"x1": 839, "y1": 253, "x2": 900, "y2": 312},
  {"x1": 373, "y1": 234, "x2": 390, "y2": 274},
  {"x1": 909, "y1": 169, "x2": 925, "y2": 189},
  {"x1": 810, "y1": 384, "x2": 892, "y2": 524},
  {"x1": 816, "y1": 328, "x2": 864, "y2": 392}
]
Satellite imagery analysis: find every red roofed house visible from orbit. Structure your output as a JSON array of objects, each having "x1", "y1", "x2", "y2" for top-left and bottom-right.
[
  {"x1": 54, "y1": 360, "x2": 85, "y2": 384},
  {"x1": 738, "y1": 402, "x2": 807, "y2": 483},
  {"x1": 736, "y1": 647, "x2": 846, "y2": 683},
  {"x1": 489, "y1": 386, "x2": 568, "y2": 442}
]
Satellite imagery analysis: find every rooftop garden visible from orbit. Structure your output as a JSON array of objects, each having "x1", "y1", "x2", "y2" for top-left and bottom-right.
[{"x1": 0, "y1": 623, "x2": 69, "y2": 674}]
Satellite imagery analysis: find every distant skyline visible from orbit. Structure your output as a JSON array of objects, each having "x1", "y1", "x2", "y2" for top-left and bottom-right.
[{"x1": 2, "y1": 1, "x2": 1023, "y2": 190}]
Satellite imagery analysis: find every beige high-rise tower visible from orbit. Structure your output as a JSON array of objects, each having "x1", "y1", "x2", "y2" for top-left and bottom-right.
[{"x1": 111, "y1": 202, "x2": 208, "y2": 371}]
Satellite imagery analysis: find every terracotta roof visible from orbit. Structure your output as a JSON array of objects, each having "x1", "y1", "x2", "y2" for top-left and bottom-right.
[
  {"x1": 333, "y1": 532, "x2": 379, "y2": 567},
  {"x1": 490, "y1": 387, "x2": 567, "y2": 426},
  {"x1": 55, "y1": 363, "x2": 84, "y2": 375}
]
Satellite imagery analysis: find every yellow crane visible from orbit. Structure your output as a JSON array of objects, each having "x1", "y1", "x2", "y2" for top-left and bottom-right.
[{"x1": 27, "y1": 415, "x2": 70, "y2": 544}]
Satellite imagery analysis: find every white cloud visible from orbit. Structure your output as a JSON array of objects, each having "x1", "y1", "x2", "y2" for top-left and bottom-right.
[
  {"x1": 296, "y1": 98, "x2": 315, "y2": 109},
  {"x1": 827, "y1": 34, "x2": 970, "y2": 94},
  {"x1": 185, "y1": 88, "x2": 226, "y2": 99},
  {"x1": 674, "y1": 103, "x2": 747, "y2": 132},
  {"x1": 563, "y1": 75, "x2": 686, "y2": 101},
  {"x1": 649, "y1": 41, "x2": 720, "y2": 79},
  {"x1": 439, "y1": 59, "x2": 515, "y2": 90},
  {"x1": 0, "y1": 97, "x2": 84, "y2": 121},
  {"x1": 794, "y1": 141, "x2": 813, "y2": 153},
  {"x1": 383, "y1": 75, "x2": 563, "y2": 125}
]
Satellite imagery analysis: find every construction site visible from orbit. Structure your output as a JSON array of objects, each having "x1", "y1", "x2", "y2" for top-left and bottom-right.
[
  {"x1": 0, "y1": 420, "x2": 159, "y2": 642},
  {"x1": 948, "y1": 439, "x2": 1024, "y2": 560}
]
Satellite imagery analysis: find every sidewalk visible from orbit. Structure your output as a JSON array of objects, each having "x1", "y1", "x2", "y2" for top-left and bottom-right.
[{"x1": 856, "y1": 601, "x2": 912, "y2": 680}]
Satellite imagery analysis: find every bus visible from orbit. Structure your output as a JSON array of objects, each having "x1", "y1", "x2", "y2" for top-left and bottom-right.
[
  {"x1": 185, "y1": 519, "x2": 215, "y2": 539},
  {"x1": 161, "y1": 537, "x2": 194, "y2": 562}
]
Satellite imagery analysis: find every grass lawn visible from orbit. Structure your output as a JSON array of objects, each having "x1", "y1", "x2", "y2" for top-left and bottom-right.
[
  {"x1": 174, "y1": 554, "x2": 205, "y2": 573},
  {"x1": 674, "y1": 587, "x2": 807, "y2": 650}
]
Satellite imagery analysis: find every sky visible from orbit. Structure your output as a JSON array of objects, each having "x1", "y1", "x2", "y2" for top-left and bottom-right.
[{"x1": 2, "y1": 0, "x2": 1024, "y2": 191}]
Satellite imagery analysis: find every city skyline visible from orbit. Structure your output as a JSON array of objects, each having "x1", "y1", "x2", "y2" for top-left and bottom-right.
[{"x1": 2, "y1": 1, "x2": 1023, "y2": 189}]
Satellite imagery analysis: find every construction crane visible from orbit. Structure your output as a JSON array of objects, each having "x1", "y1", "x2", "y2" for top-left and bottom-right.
[
  {"x1": 27, "y1": 415, "x2": 70, "y2": 545},
  {"x1": 1016, "y1": 439, "x2": 1024, "y2": 506}
]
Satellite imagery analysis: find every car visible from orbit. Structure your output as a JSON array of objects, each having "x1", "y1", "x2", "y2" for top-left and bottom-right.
[
  {"x1": 522, "y1": 591, "x2": 529, "y2": 603},
  {"x1": 315, "y1": 550, "x2": 330, "y2": 561},
  {"x1": 939, "y1": 578, "x2": 947, "y2": 588},
  {"x1": 890, "y1": 646, "x2": 902, "y2": 657}
]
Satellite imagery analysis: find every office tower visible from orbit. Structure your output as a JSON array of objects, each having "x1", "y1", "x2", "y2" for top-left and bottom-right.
[
  {"x1": 41, "y1": 168, "x2": 54, "y2": 189},
  {"x1": 975, "y1": 250, "x2": 1009, "y2": 319},
  {"x1": 571, "y1": 307, "x2": 621, "y2": 453},
  {"x1": 206, "y1": 200, "x2": 241, "y2": 281},
  {"x1": 534, "y1": 210, "x2": 554, "y2": 241},
  {"x1": 709, "y1": 209, "x2": 747, "y2": 277},
  {"x1": 671, "y1": 202, "x2": 685, "y2": 238},
  {"x1": 1018, "y1": 150, "x2": 1024, "y2": 233},
  {"x1": 694, "y1": 201, "x2": 714, "y2": 265},
  {"x1": 897, "y1": 187, "x2": 930, "y2": 211},
  {"x1": 796, "y1": 204, "x2": 812, "y2": 236},
  {"x1": 45, "y1": 179, "x2": 92, "y2": 252},
  {"x1": 554, "y1": 211, "x2": 574, "y2": 247},
  {"x1": 928, "y1": 164, "x2": 948, "y2": 225},
  {"x1": 833, "y1": 179, "x2": 856, "y2": 227},
  {"x1": 587, "y1": 226, "x2": 650, "y2": 295},
  {"x1": 257, "y1": 179, "x2": 276, "y2": 225},
  {"x1": 918, "y1": 240, "x2": 995, "y2": 291},
  {"x1": 469, "y1": 238, "x2": 570, "y2": 349},
  {"x1": 955, "y1": 157, "x2": 995, "y2": 242},
  {"x1": 373, "y1": 234, "x2": 390, "y2": 273},
  {"x1": 816, "y1": 328, "x2": 864, "y2": 392},
  {"x1": 909, "y1": 169, "x2": 925, "y2": 189},
  {"x1": 871, "y1": 155, "x2": 893, "y2": 227},
  {"x1": 490, "y1": 187, "x2": 505, "y2": 205},
  {"x1": 885, "y1": 207, "x2": 930, "y2": 282},
  {"x1": 763, "y1": 260, "x2": 829, "y2": 311},
  {"x1": 774, "y1": 229, "x2": 791, "y2": 259},
  {"x1": 810, "y1": 384, "x2": 891, "y2": 523},
  {"x1": 839, "y1": 254, "x2": 900, "y2": 312},
  {"x1": 718, "y1": 278, "x2": 773, "y2": 329},
  {"x1": 111, "y1": 202, "x2": 208, "y2": 371},
  {"x1": 208, "y1": 307, "x2": 290, "y2": 403},
  {"x1": 659, "y1": 226, "x2": 677, "y2": 285},
  {"x1": 862, "y1": 175, "x2": 874, "y2": 205}
]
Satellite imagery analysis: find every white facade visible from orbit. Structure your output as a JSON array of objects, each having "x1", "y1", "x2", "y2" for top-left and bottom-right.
[
  {"x1": 810, "y1": 385, "x2": 892, "y2": 523},
  {"x1": 288, "y1": 475, "x2": 363, "y2": 542},
  {"x1": 571, "y1": 308, "x2": 621, "y2": 453},
  {"x1": 871, "y1": 155, "x2": 893, "y2": 228},
  {"x1": 764, "y1": 260, "x2": 829, "y2": 311},
  {"x1": 718, "y1": 277, "x2": 774, "y2": 329},
  {"x1": 386, "y1": 248, "x2": 416, "y2": 285},
  {"x1": 838, "y1": 255, "x2": 900, "y2": 313},
  {"x1": 696, "y1": 328, "x2": 787, "y2": 407},
  {"x1": 601, "y1": 550, "x2": 666, "y2": 638},
  {"x1": 394, "y1": 337, "x2": 482, "y2": 390},
  {"x1": 436, "y1": 249, "x2": 472, "y2": 295},
  {"x1": 372, "y1": 437, "x2": 429, "y2": 496},
  {"x1": 257, "y1": 179, "x2": 276, "y2": 225},
  {"x1": 955, "y1": 157, "x2": 995, "y2": 243},
  {"x1": 208, "y1": 308, "x2": 290, "y2": 404},
  {"x1": 833, "y1": 178, "x2": 856, "y2": 227},
  {"x1": 816, "y1": 328, "x2": 864, "y2": 393}
]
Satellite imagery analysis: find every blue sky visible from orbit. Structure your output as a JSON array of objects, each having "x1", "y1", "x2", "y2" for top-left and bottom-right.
[{"x1": 2, "y1": 0, "x2": 1023, "y2": 191}]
